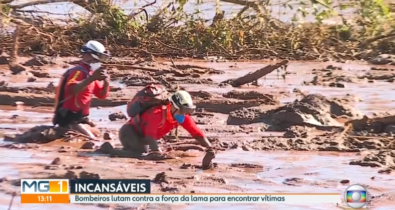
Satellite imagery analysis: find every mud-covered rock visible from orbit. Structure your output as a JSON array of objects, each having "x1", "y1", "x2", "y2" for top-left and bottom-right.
[
  {"x1": 227, "y1": 94, "x2": 362, "y2": 130},
  {"x1": 80, "y1": 142, "x2": 95, "y2": 149},
  {"x1": 349, "y1": 150, "x2": 395, "y2": 168},
  {"x1": 7, "y1": 125, "x2": 65, "y2": 143},
  {"x1": 9, "y1": 63, "x2": 26, "y2": 74},
  {"x1": 189, "y1": 91, "x2": 213, "y2": 99},
  {"x1": 283, "y1": 126, "x2": 309, "y2": 138},
  {"x1": 223, "y1": 90, "x2": 279, "y2": 103},
  {"x1": 23, "y1": 55, "x2": 56, "y2": 66},
  {"x1": 122, "y1": 74, "x2": 157, "y2": 86},
  {"x1": 27, "y1": 77, "x2": 37, "y2": 82},
  {"x1": 108, "y1": 112, "x2": 127, "y2": 121},
  {"x1": 0, "y1": 55, "x2": 9, "y2": 64},
  {"x1": 196, "y1": 98, "x2": 268, "y2": 114}
]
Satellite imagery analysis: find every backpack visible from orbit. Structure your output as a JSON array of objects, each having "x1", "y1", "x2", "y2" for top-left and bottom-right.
[{"x1": 126, "y1": 84, "x2": 169, "y2": 118}]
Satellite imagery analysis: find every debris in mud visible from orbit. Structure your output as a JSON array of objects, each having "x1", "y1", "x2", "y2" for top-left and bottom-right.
[
  {"x1": 30, "y1": 70, "x2": 51, "y2": 78},
  {"x1": 189, "y1": 91, "x2": 214, "y2": 99},
  {"x1": 9, "y1": 63, "x2": 26, "y2": 75},
  {"x1": 196, "y1": 98, "x2": 270, "y2": 114},
  {"x1": 122, "y1": 73, "x2": 156, "y2": 86},
  {"x1": 51, "y1": 157, "x2": 62, "y2": 165},
  {"x1": 220, "y1": 60, "x2": 288, "y2": 87},
  {"x1": 23, "y1": 55, "x2": 56, "y2": 66},
  {"x1": 241, "y1": 145, "x2": 254, "y2": 151},
  {"x1": 0, "y1": 55, "x2": 9, "y2": 64},
  {"x1": 27, "y1": 76, "x2": 37, "y2": 82},
  {"x1": 230, "y1": 163, "x2": 263, "y2": 169},
  {"x1": 80, "y1": 141, "x2": 95, "y2": 149},
  {"x1": 283, "y1": 126, "x2": 310, "y2": 138},
  {"x1": 222, "y1": 90, "x2": 280, "y2": 105},
  {"x1": 108, "y1": 112, "x2": 127, "y2": 121},
  {"x1": 340, "y1": 180, "x2": 350, "y2": 184},
  {"x1": 304, "y1": 66, "x2": 360, "y2": 86},
  {"x1": 4, "y1": 125, "x2": 65, "y2": 143},
  {"x1": 98, "y1": 142, "x2": 114, "y2": 153},
  {"x1": 206, "y1": 176, "x2": 228, "y2": 184},
  {"x1": 103, "y1": 132, "x2": 113, "y2": 140},
  {"x1": 227, "y1": 94, "x2": 363, "y2": 129},
  {"x1": 283, "y1": 178, "x2": 304, "y2": 186},
  {"x1": 153, "y1": 172, "x2": 169, "y2": 184},
  {"x1": 349, "y1": 150, "x2": 395, "y2": 168},
  {"x1": 369, "y1": 54, "x2": 395, "y2": 65},
  {"x1": 345, "y1": 115, "x2": 395, "y2": 136},
  {"x1": 360, "y1": 71, "x2": 395, "y2": 81},
  {"x1": 79, "y1": 171, "x2": 100, "y2": 179}
]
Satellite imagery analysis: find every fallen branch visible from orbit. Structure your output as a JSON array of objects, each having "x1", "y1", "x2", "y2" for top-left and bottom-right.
[{"x1": 226, "y1": 60, "x2": 289, "y2": 87}]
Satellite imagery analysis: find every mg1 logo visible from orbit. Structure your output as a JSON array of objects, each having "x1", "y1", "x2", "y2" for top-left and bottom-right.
[{"x1": 21, "y1": 179, "x2": 69, "y2": 194}]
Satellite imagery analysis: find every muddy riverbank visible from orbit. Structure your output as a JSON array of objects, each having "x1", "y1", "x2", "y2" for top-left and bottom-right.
[{"x1": 0, "y1": 57, "x2": 395, "y2": 209}]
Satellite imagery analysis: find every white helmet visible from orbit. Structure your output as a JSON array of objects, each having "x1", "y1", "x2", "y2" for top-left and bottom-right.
[
  {"x1": 81, "y1": 40, "x2": 111, "y2": 62},
  {"x1": 169, "y1": 90, "x2": 196, "y2": 113}
]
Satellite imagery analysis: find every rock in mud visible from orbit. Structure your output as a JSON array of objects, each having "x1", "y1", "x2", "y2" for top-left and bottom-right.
[
  {"x1": 98, "y1": 142, "x2": 114, "y2": 153},
  {"x1": 63, "y1": 171, "x2": 78, "y2": 179},
  {"x1": 108, "y1": 112, "x2": 127, "y2": 121},
  {"x1": 340, "y1": 180, "x2": 350, "y2": 184},
  {"x1": 51, "y1": 157, "x2": 62, "y2": 165},
  {"x1": 0, "y1": 55, "x2": 9, "y2": 64},
  {"x1": 27, "y1": 77, "x2": 37, "y2": 82},
  {"x1": 80, "y1": 171, "x2": 100, "y2": 179},
  {"x1": 103, "y1": 132, "x2": 113, "y2": 140},
  {"x1": 227, "y1": 94, "x2": 362, "y2": 130},
  {"x1": 30, "y1": 70, "x2": 51, "y2": 78},
  {"x1": 9, "y1": 63, "x2": 26, "y2": 74},
  {"x1": 153, "y1": 172, "x2": 169, "y2": 184},
  {"x1": 241, "y1": 145, "x2": 254, "y2": 151},
  {"x1": 80, "y1": 142, "x2": 95, "y2": 149}
]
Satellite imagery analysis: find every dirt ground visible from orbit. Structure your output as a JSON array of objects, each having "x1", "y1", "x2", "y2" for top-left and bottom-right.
[{"x1": 0, "y1": 55, "x2": 394, "y2": 209}]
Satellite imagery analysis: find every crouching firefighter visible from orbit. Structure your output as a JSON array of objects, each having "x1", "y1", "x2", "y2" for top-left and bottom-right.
[
  {"x1": 52, "y1": 40, "x2": 111, "y2": 138},
  {"x1": 119, "y1": 85, "x2": 215, "y2": 168}
]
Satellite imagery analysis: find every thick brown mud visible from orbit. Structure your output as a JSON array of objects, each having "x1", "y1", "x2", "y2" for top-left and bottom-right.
[{"x1": 0, "y1": 58, "x2": 395, "y2": 209}]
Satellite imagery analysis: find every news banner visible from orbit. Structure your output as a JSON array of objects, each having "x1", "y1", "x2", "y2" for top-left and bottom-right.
[{"x1": 21, "y1": 179, "x2": 358, "y2": 206}]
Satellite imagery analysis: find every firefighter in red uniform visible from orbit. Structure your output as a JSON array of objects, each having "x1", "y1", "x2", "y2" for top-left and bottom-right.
[
  {"x1": 53, "y1": 40, "x2": 111, "y2": 138},
  {"x1": 119, "y1": 90, "x2": 215, "y2": 168}
]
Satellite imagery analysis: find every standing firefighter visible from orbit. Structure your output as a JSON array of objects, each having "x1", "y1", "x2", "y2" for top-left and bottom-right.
[
  {"x1": 53, "y1": 40, "x2": 111, "y2": 138},
  {"x1": 119, "y1": 85, "x2": 215, "y2": 168}
]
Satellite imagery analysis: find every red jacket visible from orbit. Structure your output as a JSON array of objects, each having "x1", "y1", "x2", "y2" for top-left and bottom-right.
[
  {"x1": 62, "y1": 63, "x2": 109, "y2": 116},
  {"x1": 129, "y1": 105, "x2": 204, "y2": 140}
]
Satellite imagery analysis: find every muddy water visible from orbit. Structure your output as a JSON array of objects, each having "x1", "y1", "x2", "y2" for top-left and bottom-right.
[
  {"x1": 1, "y1": 61, "x2": 395, "y2": 209},
  {"x1": 22, "y1": 0, "x2": 354, "y2": 24}
]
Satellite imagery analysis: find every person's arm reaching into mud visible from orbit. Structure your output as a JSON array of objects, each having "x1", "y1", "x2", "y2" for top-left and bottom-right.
[
  {"x1": 181, "y1": 115, "x2": 215, "y2": 169},
  {"x1": 180, "y1": 115, "x2": 213, "y2": 149}
]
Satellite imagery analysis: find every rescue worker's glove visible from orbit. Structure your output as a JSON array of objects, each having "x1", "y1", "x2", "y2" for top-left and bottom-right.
[{"x1": 201, "y1": 147, "x2": 216, "y2": 170}]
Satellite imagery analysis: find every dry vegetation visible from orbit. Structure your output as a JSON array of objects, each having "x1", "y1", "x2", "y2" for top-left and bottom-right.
[{"x1": 1, "y1": 0, "x2": 395, "y2": 60}]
